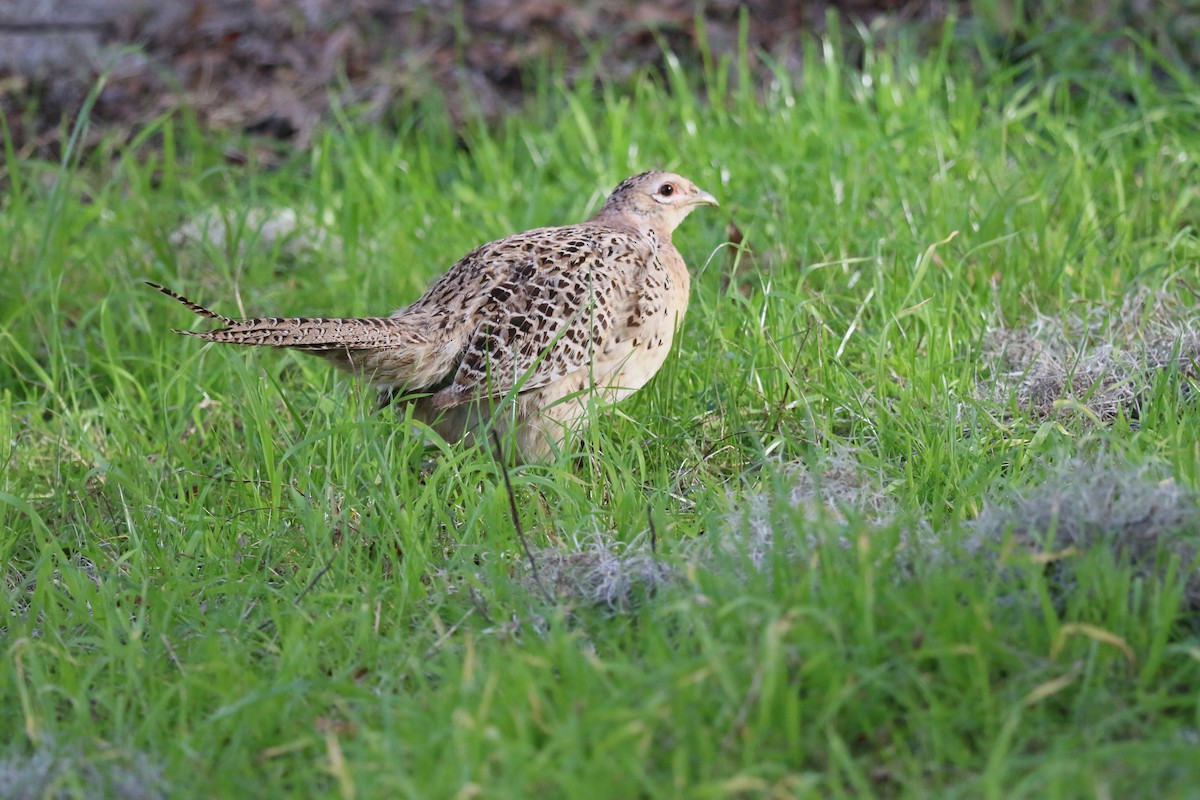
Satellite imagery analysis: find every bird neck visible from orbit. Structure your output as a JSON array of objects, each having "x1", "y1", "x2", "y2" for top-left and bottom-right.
[{"x1": 589, "y1": 207, "x2": 675, "y2": 244}]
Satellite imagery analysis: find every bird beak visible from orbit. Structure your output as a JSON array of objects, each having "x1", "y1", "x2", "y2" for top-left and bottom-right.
[{"x1": 693, "y1": 189, "x2": 719, "y2": 207}]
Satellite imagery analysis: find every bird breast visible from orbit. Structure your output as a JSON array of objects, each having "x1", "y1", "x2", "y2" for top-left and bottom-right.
[{"x1": 592, "y1": 243, "x2": 691, "y2": 402}]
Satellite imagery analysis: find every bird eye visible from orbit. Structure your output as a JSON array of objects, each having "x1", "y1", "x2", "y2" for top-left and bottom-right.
[{"x1": 658, "y1": 183, "x2": 676, "y2": 197}]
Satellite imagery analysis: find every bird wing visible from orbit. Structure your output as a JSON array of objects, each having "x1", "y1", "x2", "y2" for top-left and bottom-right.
[{"x1": 429, "y1": 226, "x2": 646, "y2": 409}]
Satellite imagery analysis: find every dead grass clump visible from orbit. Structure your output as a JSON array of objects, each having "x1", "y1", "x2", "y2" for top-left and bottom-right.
[
  {"x1": 968, "y1": 457, "x2": 1200, "y2": 608},
  {"x1": 705, "y1": 446, "x2": 898, "y2": 573},
  {"x1": 979, "y1": 288, "x2": 1200, "y2": 422},
  {"x1": 519, "y1": 533, "x2": 674, "y2": 613},
  {"x1": 509, "y1": 450, "x2": 900, "y2": 610},
  {"x1": 0, "y1": 738, "x2": 167, "y2": 800},
  {"x1": 168, "y1": 206, "x2": 340, "y2": 260}
]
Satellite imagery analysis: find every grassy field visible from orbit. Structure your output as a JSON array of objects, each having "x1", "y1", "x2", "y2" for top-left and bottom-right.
[{"x1": 3, "y1": 22, "x2": 1200, "y2": 799}]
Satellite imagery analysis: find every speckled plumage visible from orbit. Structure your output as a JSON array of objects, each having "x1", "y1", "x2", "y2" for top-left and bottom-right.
[{"x1": 150, "y1": 170, "x2": 718, "y2": 461}]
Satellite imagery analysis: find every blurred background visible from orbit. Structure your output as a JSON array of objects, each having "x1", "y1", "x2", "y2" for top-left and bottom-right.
[{"x1": 2, "y1": 0, "x2": 1197, "y2": 159}]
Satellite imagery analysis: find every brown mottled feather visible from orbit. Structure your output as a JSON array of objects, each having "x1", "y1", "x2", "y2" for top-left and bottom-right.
[{"x1": 150, "y1": 171, "x2": 718, "y2": 461}]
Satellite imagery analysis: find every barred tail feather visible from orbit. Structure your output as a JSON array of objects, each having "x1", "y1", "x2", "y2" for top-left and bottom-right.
[
  {"x1": 145, "y1": 281, "x2": 412, "y2": 353},
  {"x1": 145, "y1": 281, "x2": 236, "y2": 325},
  {"x1": 181, "y1": 315, "x2": 408, "y2": 351}
]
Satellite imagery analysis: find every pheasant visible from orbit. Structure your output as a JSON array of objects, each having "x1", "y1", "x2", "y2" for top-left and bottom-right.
[{"x1": 150, "y1": 170, "x2": 718, "y2": 461}]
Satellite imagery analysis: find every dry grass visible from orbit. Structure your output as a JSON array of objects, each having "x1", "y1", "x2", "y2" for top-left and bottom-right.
[
  {"x1": 520, "y1": 532, "x2": 673, "y2": 612},
  {"x1": 979, "y1": 288, "x2": 1200, "y2": 422},
  {"x1": 504, "y1": 451, "x2": 895, "y2": 614},
  {"x1": 510, "y1": 448, "x2": 898, "y2": 609},
  {"x1": 0, "y1": 738, "x2": 167, "y2": 800},
  {"x1": 968, "y1": 456, "x2": 1200, "y2": 608},
  {"x1": 169, "y1": 205, "x2": 340, "y2": 261},
  {"x1": 700, "y1": 446, "x2": 899, "y2": 574}
]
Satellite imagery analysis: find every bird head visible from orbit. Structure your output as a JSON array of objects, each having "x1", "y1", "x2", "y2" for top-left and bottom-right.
[{"x1": 597, "y1": 170, "x2": 719, "y2": 234}]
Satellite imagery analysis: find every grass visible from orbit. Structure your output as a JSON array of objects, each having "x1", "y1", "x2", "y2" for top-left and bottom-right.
[{"x1": 3, "y1": 19, "x2": 1200, "y2": 799}]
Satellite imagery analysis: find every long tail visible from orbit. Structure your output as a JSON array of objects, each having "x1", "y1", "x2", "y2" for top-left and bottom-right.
[{"x1": 146, "y1": 281, "x2": 416, "y2": 356}]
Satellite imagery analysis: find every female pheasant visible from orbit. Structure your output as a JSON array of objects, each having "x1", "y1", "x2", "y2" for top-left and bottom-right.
[{"x1": 150, "y1": 171, "x2": 718, "y2": 461}]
